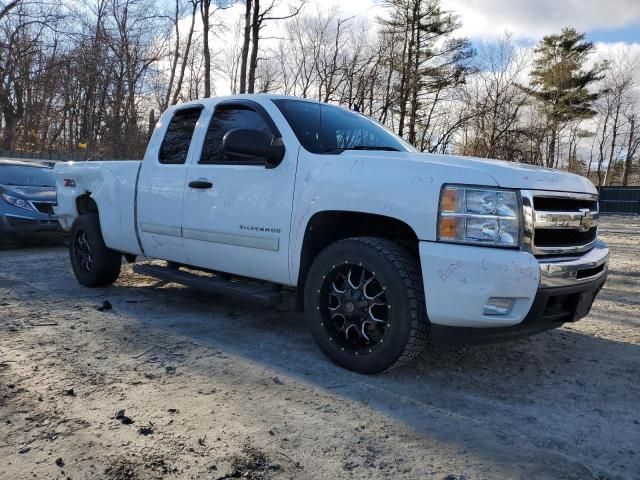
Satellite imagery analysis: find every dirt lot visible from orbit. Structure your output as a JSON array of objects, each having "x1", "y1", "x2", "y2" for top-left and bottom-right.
[{"x1": 0, "y1": 216, "x2": 638, "y2": 480}]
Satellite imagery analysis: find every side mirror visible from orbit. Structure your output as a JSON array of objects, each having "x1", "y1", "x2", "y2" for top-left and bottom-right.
[{"x1": 222, "y1": 129, "x2": 285, "y2": 168}]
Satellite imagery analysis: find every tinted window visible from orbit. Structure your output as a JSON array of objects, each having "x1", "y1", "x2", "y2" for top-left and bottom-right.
[
  {"x1": 0, "y1": 165, "x2": 55, "y2": 186},
  {"x1": 159, "y1": 107, "x2": 202, "y2": 164},
  {"x1": 273, "y1": 99, "x2": 412, "y2": 154},
  {"x1": 200, "y1": 105, "x2": 274, "y2": 164}
]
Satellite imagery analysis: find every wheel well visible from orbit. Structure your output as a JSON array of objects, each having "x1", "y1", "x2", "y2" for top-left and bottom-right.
[
  {"x1": 76, "y1": 194, "x2": 98, "y2": 216},
  {"x1": 295, "y1": 210, "x2": 420, "y2": 311}
]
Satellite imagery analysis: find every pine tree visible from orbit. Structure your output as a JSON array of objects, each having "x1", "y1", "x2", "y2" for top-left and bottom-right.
[
  {"x1": 524, "y1": 28, "x2": 605, "y2": 167},
  {"x1": 379, "y1": 0, "x2": 474, "y2": 145}
]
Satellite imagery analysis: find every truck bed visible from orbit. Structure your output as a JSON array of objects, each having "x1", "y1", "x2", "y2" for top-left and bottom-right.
[{"x1": 54, "y1": 160, "x2": 143, "y2": 255}]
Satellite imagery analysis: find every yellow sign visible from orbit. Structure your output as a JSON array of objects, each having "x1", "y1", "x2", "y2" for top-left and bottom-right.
[{"x1": 78, "y1": 142, "x2": 87, "y2": 149}]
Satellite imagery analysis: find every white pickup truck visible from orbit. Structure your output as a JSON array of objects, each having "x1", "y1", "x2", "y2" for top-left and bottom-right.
[{"x1": 54, "y1": 95, "x2": 608, "y2": 373}]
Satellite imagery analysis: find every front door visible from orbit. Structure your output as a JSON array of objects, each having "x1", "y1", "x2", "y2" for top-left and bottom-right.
[
  {"x1": 137, "y1": 106, "x2": 203, "y2": 264},
  {"x1": 181, "y1": 100, "x2": 297, "y2": 284}
]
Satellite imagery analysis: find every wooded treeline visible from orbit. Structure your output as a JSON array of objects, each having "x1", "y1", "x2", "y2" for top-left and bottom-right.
[{"x1": 1, "y1": 0, "x2": 639, "y2": 185}]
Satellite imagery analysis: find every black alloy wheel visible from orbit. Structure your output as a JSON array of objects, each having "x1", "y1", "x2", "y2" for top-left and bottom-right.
[
  {"x1": 304, "y1": 237, "x2": 429, "y2": 373},
  {"x1": 69, "y1": 214, "x2": 122, "y2": 287},
  {"x1": 320, "y1": 263, "x2": 391, "y2": 356},
  {"x1": 73, "y1": 228, "x2": 93, "y2": 273}
]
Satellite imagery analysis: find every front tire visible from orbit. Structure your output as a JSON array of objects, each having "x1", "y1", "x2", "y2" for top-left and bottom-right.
[
  {"x1": 69, "y1": 214, "x2": 121, "y2": 287},
  {"x1": 304, "y1": 237, "x2": 428, "y2": 374}
]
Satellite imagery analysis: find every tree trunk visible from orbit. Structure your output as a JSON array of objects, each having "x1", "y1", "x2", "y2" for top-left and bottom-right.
[
  {"x1": 397, "y1": 27, "x2": 410, "y2": 137},
  {"x1": 148, "y1": 109, "x2": 155, "y2": 139},
  {"x1": 0, "y1": 0, "x2": 20, "y2": 22},
  {"x1": 172, "y1": 1, "x2": 197, "y2": 105},
  {"x1": 201, "y1": 0, "x2": 211, "y2": 97},
  {"x1": 379, "y1": 39, "x2": 394, "y2": 124},
  {"x1": 408, "y1": 11, "x2": 420, "y2": 145},
  {"x1": 604, "y1": 103, "x2": 621, "y2": 186},
  {"x1": 546, "y1": 125, "x2": 556, "y2": 168},
  {"x1": 596, "y1": 110, "x2": 611, "y2": 186},
  {"x1": 623, "y1": 115, "x2": 636, "y2": 186},
  {"x1": 163, "y1": 0, "x2": 181, "y2": 110},
  {"x1": 239, "y1": 0, "x2": 252, "y2": 94},
  {"x1": 247, "y1": 0, "x2": 260, "y2": 94}
]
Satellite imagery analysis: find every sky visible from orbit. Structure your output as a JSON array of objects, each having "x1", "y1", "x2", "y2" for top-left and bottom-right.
[
  {"x1": 441, "y1": 0, "x2": 640, "y2": 43},
  {"x1": 202, "y1": 0, "x2": 640, "y2": 95},
  {"x1": 300, "y1": 0, "x2": 640, "y2": 49}
]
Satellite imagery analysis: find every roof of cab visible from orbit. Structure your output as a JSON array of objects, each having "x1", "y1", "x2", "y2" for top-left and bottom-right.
[{"x1": 169, "y1": 94, "x2": 319, "y2": 111}]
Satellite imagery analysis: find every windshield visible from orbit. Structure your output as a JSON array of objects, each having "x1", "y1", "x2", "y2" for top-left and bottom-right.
[
  {"x1": 0, "y1": 165, "x2": 55, "y2": 187},
  {"x1": 273, "y1": 99, "x2": 414, "y2": 154}
]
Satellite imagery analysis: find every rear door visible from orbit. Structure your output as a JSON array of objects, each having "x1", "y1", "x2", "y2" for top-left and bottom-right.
[
  {"x1": 181, "y1": 100, "x2": 297, "y2": 284},
  {"x1": 137, "y1": 106, "x2": 203, "y2": 263}
]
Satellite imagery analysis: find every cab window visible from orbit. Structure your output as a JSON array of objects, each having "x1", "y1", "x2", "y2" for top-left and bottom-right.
[
  {"x1": 159, "y1": 107, "x2": 202, "y2": 164},
  {"x1": 199, "y1": 104, "x2": 275, "y2": 165}
]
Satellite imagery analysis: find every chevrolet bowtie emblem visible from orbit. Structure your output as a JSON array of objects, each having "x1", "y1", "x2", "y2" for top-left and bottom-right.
[{"x1": 578, "y1": 208, "x2": 593, "y2": 232}]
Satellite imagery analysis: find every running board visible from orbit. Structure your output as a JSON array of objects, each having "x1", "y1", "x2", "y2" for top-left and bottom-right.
[{"x1": 132, "y1": 263, "x2": 282, "y2": 307}]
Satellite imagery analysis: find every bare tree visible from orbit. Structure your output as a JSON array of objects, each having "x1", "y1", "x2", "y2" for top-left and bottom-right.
[
  {"x1": 0, "y1": 0, "x2": 638, "y2": 186},
  {"x1": 596, "y1": 48, "x2": 640, "y2": 185},
  {"x1": 623, "y1": 113, "x2": 640, "y2": 185},
  {"x1": 172, "y1": 0, "x2": 198, "y2": 104},
  {"x1": 0, "y1": 1, "x2": 63, "y2": 149},
  {"x1": 379, "y1": 0, "x2": 473, "y2": 144},
  {"x1": 460, "y1": 34, "x2": 529, "y2": 159},
  {"x1": 244, "y1": 0, "x2": 304, "y2": 94},
  {"x1": 162, "y1": 0, "x2": 181, "y2": 110},
  {"x1": 0, "y1": 0, "x2": 20, "y2": 22}
]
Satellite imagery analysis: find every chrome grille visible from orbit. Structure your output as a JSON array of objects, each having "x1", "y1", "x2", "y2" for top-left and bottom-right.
[{"x1": 521, "y1": 190, "x2": 599, "y2": 256}]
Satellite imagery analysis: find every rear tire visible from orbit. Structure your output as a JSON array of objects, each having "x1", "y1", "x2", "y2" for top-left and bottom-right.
[
  {"x1": 69, "y1": 214, "x2": 121, "y2": 287},
  {"x1": 304, "y1": 237, "x2": 428, "y2": 374}
]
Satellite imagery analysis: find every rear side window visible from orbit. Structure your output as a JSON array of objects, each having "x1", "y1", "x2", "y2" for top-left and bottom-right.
[
  {"x1": 199, "y1": 105, "x2": 274, "y2": 164},
  {"x1": 159, "y1": 107, "x2": 202, "y2": 164}
]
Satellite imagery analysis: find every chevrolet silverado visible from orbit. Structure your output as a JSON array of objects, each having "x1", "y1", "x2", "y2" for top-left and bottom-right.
[{"x1": 54, "y1": 95, "x2": 608, "y2": 373}]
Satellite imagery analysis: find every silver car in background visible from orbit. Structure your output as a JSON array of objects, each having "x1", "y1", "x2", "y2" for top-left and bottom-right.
[{"x1": 0, "y1": 159, "x2": 63, "y2": 242}]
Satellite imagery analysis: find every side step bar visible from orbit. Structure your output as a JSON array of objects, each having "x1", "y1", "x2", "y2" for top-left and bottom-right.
[{"x1": 132, "y1": 263, "x2": 282, "y2": 307}]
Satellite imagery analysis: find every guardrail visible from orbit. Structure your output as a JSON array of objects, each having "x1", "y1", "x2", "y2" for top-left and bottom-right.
[{"x1": 598, "y1": 187, "x2": 640, "y2": 214}]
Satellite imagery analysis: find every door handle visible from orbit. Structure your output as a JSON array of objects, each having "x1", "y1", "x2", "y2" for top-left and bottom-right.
[{"x1": 188, "y1": 180, "x2": 213, "y2": 189}]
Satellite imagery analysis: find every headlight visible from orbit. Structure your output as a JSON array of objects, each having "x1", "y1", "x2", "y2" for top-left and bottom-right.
[
  {"x1": 1, "y1": 192, "x2": 35, "y2": 211},
  {"x1": 438, "y1": 186, "x2": 520, "y2": 247}
]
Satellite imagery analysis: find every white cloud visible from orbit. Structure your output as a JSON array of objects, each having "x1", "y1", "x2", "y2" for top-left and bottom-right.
[
  {"x1": 306, "y1": 0, "x2": 384, "y2": 20},
  {"x1": 593, "y1": 41, "x2": 640, "y2": 63},
  {"x1": 442, "y1": 0, "x2": 640, "y2": 40}
]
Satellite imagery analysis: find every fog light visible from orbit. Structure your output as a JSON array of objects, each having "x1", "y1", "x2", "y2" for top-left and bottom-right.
[{"x1": 484, "y1": 297, "x2": 515, "y2": 315}]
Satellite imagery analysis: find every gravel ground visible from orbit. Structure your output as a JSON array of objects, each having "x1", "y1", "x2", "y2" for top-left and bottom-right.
[{"x1": 0, "y1": 216, "x2": 638, "y2": 480}]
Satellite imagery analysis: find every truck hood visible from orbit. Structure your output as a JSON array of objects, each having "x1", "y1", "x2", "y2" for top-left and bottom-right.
[{"x1": 415, "y1": 153, "x2": 597, "y2": 194}]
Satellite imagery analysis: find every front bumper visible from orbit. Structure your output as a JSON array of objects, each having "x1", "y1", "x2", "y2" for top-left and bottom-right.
[
  {"x1": 0, "y1": 213, "x2": 63, "y2": 238},
  {"x1": 419, "y1": 240, "x2": 609, "y2": 344},
  {"x1": 430, "y1": 274, "x2": 606, "y2": 345},
  {"x1": 538, "y1": 241, "x2": 608, "y2": 287}
]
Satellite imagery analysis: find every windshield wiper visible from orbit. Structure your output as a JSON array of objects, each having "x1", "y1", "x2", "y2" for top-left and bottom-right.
[{"x1": 321, "y1": 145, "x2": 401, "y2": 154}]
